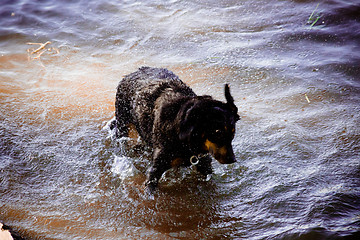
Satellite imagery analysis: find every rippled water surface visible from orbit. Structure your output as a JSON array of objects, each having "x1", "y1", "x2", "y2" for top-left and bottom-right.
[{"x1": 1, "y1": 0, "x2": 359, "y2": 239}]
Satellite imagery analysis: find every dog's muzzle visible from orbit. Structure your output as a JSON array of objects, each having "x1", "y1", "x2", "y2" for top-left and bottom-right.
[{"x1": 204, "y1": 139, "x2": 236, "y2": 164}]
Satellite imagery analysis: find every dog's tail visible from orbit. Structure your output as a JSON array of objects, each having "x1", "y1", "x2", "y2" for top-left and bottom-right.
[{"x1": 109, "y1": 118, "x2": 117, "y2": 130}]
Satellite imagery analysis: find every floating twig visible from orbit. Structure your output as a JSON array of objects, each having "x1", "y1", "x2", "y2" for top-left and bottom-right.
[
  {"x1": 305, "y1": 94, "x2": 310, "y2": 103},
  {"x1": 27, "y1": 41, "x2": 51, "y2": 54},
  {"x1": 26, "y1": 41, "x2": 59, "y2": 61}
]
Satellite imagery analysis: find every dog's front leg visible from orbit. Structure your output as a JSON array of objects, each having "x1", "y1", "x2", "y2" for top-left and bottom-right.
[
  {"x1": 195, "y1": 155, "x2": 213, "y2": 176},
  {"x1": 145, "y1": 148, "x2": 171, "y2": 195}
]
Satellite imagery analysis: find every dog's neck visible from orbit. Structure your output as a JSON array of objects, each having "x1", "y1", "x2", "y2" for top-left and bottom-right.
[{"x1": 190, "y1": 153, "x2": 210, "y2": 166}]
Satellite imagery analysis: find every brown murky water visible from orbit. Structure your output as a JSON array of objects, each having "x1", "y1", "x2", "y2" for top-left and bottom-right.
[{"x1": 1, "y1": 0, "x2": 359, "y2": 239}]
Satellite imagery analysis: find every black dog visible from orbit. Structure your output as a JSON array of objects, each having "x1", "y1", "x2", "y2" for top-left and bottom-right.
[{"x1": 113, "y1": 67, "x2": 240, "y2": 193}]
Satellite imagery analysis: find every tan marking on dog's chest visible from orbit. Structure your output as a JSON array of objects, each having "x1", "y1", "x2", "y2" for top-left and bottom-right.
[{"x1": 171, "y1": 157, "x2": 184, "y2": 167}]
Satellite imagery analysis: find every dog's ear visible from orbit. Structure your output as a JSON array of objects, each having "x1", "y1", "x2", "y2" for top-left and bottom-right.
[
  {"x1": 179, "y1": 104, "x2": 197, "y2": 142},
  {"x1": 179, "y1": 125, "x2": 194, "y2": 142},
  {"x1": 225, "y1": 84, "x2": 234, "y2": 106},
  {"x1": 225, "y1": 84, "x2": 240, "y2": 121}
]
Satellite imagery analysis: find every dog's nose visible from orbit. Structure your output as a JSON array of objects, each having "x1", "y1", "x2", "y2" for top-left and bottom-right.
[
  {"x1": 223, "y1": 150, "x2": 236, "y2": 164},
  {"x1": 226, "y1": 155, "x2": 236, "y2": 164},
  {"x1": 215, "y1": 145, "x2": 236, "y2": 164}
]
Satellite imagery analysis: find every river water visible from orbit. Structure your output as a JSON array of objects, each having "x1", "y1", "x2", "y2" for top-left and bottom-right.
[{"x1": 1, "y1": 0, "x2": 359, "y2": 239}]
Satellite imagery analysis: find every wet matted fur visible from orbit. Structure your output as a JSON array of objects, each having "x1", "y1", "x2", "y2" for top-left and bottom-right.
[{"x1": 113, "y1": 67, "x2": 240, "y2": 193}]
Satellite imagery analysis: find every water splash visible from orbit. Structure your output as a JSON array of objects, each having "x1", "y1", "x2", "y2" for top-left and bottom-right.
[{"x1": 111, "y1": 155, "x2": 139, "y2": 181}]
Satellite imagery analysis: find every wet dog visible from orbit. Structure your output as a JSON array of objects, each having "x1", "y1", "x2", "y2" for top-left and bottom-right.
[{"x1": 113, "y1": 67, "x2": 240, "y2": 193}]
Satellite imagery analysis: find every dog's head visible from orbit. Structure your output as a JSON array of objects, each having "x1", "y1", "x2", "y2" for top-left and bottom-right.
[{"x1": 179, "y1": 84, "x2": 240, "y2": 164}]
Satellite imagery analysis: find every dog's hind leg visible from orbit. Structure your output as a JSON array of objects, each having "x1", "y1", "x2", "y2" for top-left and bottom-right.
[{"x1": 115, "y1": 89, "x2": 132, "y2": 138}]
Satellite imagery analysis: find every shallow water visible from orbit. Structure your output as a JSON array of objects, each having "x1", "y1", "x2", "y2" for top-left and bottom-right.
[{"x1": 1, "y1": 0, "x2": 359, "y2": 239}]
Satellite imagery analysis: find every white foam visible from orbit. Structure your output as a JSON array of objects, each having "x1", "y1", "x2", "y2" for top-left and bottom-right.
[{"x1": 111, "y1": 155, "x2": 139, "y2": 180}]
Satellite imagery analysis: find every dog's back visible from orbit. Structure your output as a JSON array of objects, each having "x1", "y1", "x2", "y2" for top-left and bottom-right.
[{"x1": 115, "y1": 67, "x2": 196, "y2": 143}]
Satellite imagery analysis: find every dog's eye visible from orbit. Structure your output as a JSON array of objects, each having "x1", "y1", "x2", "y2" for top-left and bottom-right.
[{"x1": 214, "y1": 129, "x2": 223, "y2": 136}]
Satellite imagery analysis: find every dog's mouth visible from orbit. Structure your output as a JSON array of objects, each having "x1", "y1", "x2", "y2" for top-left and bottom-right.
[{"x1": 204, "y1": 139, "x2": 236, "y2": 164}]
